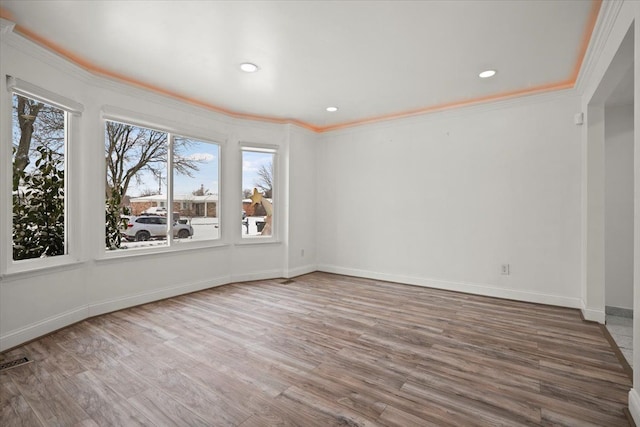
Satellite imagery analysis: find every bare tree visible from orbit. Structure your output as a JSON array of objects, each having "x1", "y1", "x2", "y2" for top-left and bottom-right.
[
  {"x1": 254, "y1": 162, "x2": 273, "y2": 198},
  {"x1": 105, "y1": 122, "x2": 200, "y2": 199},
  {"x1": 12, "y1": 95, "x2": 64, "y2": 189}
]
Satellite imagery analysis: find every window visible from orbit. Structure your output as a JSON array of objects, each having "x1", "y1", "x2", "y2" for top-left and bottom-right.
[
  {"x1": 105, "y1": 121, "x2": 168, "y2": 250},
  {"x1": 242, "y1": 148, "x2": 275, "y2": 238},
  {"x1": 12, "y1": 93, "x2": 67, "y2": 261},
  {"x1": 173, "y1": 136, "x2": 220, "y2": 242},
  {"x1": 104, "y1": 120, "x2": 220, "y2": 251}
]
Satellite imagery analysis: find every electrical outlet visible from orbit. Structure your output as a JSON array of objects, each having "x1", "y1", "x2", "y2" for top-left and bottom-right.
[
  {"x1": 501, "y1": 264, "x2": 510, "y2": 275},
  {"x1": 301, "y1": 249, "x2": 305, "y2": 257}
]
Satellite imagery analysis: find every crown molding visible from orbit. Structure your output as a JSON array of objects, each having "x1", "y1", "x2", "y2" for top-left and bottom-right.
[
  {"x1": 101, "y1": 105, "x2": 229, "y2": 144},
  {"x1": 1, "y1": 22, "x2": 306, "y2": 134},
  {"x1": 574, "y1": 0, "x2": 625, "y2": 95},
  {"x1": 320, "y1": 87, "x2": 580, "y2": 137},
  {"x1": 2, "y1": 8, "x2": 593, "y2": 136},
  {"x1": 1, "y1": 27, "x2": 92, "y2": 84},
  {"x1": 92, "y1": 75, "x2": 237, "y2": 129},
  {"x1": 2, "y1": 28, "x2": 309, "y2": 137},
  {"x1": 287, "y1": 122, "x2": 320, "y2": 138}
]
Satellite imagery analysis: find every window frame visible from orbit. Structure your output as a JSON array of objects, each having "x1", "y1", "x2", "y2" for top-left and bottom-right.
[
  {"x1": 170, "y1": 133, "x2": 223, "y2": 245},
  {"x1": 100, "y1": 107, "x2": 226, "y2": 258},
  {"x1": 2, "y1": 77, "x2": 83, "y2": 276},
  {"x1": 239, "y1": 144, "x2": 279, "y2": 243}
]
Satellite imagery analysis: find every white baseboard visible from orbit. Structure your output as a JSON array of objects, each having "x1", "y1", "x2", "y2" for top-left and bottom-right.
[
  {"x1": 581, "y1": 304, "x2": 606, "y2": 324},
  {"x1": 285, "y1": 264, "x2": 317, "y2": 279},
  {"x1": 88, "y1": 275, "x2": 231, "y2": 318},
  {"x1": 230, "y1": 269, "x2": 284, "y2": 283},
  {"x1": 1, "y1": 265, "x2": 587, "y2": 352},
  {"x1": 629, "y1": 389, "x2": 640, "y2": 425},
  {"x1": 0, "y1": 276, "x2": 233, "y2": 352},
  {"x1": 0, "y1": 269, "x2": 302, "y2": 351},
  {"x1": 0, "y1": 305, "x2": 88, "y2": 352},
  {"x1": 317, "y1": 264, "x2": 582, "y2": 309}
]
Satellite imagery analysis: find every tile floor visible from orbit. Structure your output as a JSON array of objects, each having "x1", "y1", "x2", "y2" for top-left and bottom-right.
[{"x1": 606, "y1": 315, "x2": 633, "y2": 367}]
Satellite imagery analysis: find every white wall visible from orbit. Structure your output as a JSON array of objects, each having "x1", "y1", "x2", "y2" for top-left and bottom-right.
[
  {"x1": 286, "y1": 125, "x2": 318, "y2": 277},
  {"x1": 0, "y1": 27, "x2": 318, "y2": 351},
  {"x1": 605, "y1": 103, "x2": 634, "y2": 310},
  {"x1": 317, "y1": 93, "x2": 583, "y2": 307}
]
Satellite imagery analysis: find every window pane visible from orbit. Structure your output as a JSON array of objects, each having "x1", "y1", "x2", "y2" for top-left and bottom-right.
[
  {"x1": 173, "y1": 137, "x2": 220, "y2": 241},
  {"x1": 105, "y1": 121, "x2": 168, "y2": 250},
  {"x1": 12, "y1": 94, "x2": 66, "y2": 260},
  {"x1": 242, "y1": 150, "x2": 274, "y2": 237}
]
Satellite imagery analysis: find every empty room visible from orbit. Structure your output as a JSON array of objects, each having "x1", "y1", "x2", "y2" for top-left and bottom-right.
[{"x1": 1, "y1": 1, "x2": 639, "y2": 426}]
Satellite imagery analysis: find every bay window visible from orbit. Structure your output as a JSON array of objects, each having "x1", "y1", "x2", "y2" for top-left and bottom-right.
[{"x1": 104, "y1": 119, "x2": 221, "y2": 251}]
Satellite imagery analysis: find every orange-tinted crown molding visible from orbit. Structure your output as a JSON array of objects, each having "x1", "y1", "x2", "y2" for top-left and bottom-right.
[
  {"x1": 0, "y1": 7, "x2": 13, "y2": 21},
  {"x1": 0, "y1": 1, "x2": 601, "y2": 133}
]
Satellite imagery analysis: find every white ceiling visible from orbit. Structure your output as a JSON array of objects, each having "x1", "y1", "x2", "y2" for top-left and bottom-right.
[{"x1": 0, "y1": 0, "x2": 597, "y2": 131}]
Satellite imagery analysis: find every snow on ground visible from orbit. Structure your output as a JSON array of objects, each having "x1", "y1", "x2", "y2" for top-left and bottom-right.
[{"x1": 117, "y1": 216, "x2": 266, "y2": 250}]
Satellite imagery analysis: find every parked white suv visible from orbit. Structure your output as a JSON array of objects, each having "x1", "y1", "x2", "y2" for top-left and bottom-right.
[
  {"x1": 142, "y1": 206, "x2": 167, "y2": 215},
  {"x1": 123, "y1": 215, "x2": 193, "y2": 241}
]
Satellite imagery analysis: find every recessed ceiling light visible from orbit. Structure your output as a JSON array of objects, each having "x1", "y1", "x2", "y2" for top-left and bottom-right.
[
  {"x1": 479, "y1": 69, "x2": 497, "y2": 78},
  {"x1": 240, "y1": 63, "x2": 259, "y2": 73},
  {"x1": 326, "y1": 106, "x2": 338, "y2": 112}
]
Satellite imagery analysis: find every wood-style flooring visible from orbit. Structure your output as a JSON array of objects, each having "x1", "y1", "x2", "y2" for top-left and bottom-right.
[{"x1": 0, "y1": 272, "x2": 633, "y2": 426}]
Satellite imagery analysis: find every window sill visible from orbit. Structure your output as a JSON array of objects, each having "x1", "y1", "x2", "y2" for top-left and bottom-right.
[
  {"x1": 97, "y1": 239, "x2": 229, "y2": 263},
  {"x1": 1, "y1": 255, "x2": 85, "y2": 282},
  {"x1": 235, "y1": 238, "x2": 281, "y2": 246}
]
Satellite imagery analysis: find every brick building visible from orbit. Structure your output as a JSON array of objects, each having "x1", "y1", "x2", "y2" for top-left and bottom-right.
[{"x1": 129, "y1": 194, "x2": 218, "y2": 218}]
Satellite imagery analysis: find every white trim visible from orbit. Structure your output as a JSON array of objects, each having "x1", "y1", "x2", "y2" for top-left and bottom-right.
[
  {"x1": 318, "y1": 264, "x2": 583, "y2": 309},
  {"x1": 1, "y1": 19, "x2": 235, "y2": 131},
  {"x1": 580, "y1": 305, "x2": 606, "y2": 324},
  {"x1": 230, "y1": 269, "x2": 283, "y2": 283},
  {"x1": 240, "y1": 146, "x2": 278, "y2": 243},
  {"x1": 88, "y1": 275, "x2": 230, "y2": 317},
  {"x1": 0, "y1": 275, "x2": 232, "y2": 351},
  {"x1": 0, "y1": 305, "x2": 88, "y2": 352},
  {"x1": 288, "y1": 122, "x2": 320, "y2": 138},
  {"x1": 285, "y1": 264, "x2": 317, "y2": 279},
  {"x1": 1, "y1": 13, "x2": 587, "y2": 137},
  {"x1": 2, "y1": 258, "x2": 84, "y2": 281},
  {"x1": 4, "y1": 79, "x2": 80, "y2": 273},
  {"x1": 239, "y1": 144, "x2": 278, "y2": 153},
  {"x1": 93, "y1": 75, "x2": 237, "y2": 129},
  {"x1": 101, "y1": 105, "x2": 228, "y2": 144},
  {"x1": 0, "y1": 50, "x2": 10, "y2": 278},
  {"x1": 0, "y1": 17, "x2": 16, "y2": 35},
  {"x1": 321, "y1": 89, "x2": 579, "y2": 137},
  {"x1": 234, "y1": 238, "x2": 281, "y2": 246},
  {"x1": 167, "y1": 134, "x2": 175, "y2": 245},
  {"x1": 1, "y1": 29, "x2": 92, "y2": 84},
  {"x1": 575, "y1": 0, "x2": 625, "y2": 95},
  {"x1": 629, "y1": 389, "x2": 640, "y2": 426},
  {"x1": 7, "y1": 76, "x2": 84, "y2": 114},
  {"x1": 99, "y1": 240, "x2": 229, "y2": 262}
]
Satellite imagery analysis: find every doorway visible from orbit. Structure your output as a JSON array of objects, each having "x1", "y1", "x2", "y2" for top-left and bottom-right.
[
  {"x1": 588, "y1": 26, "x2": 635, "y2": 367},
  {"x1": 604, "y1": 100, "x2": 634, "y2": 367}
]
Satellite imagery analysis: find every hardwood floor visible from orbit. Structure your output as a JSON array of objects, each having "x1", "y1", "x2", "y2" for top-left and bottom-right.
[{"x1": 0, "y1": 272, "x2": 632, "y2": 426}]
